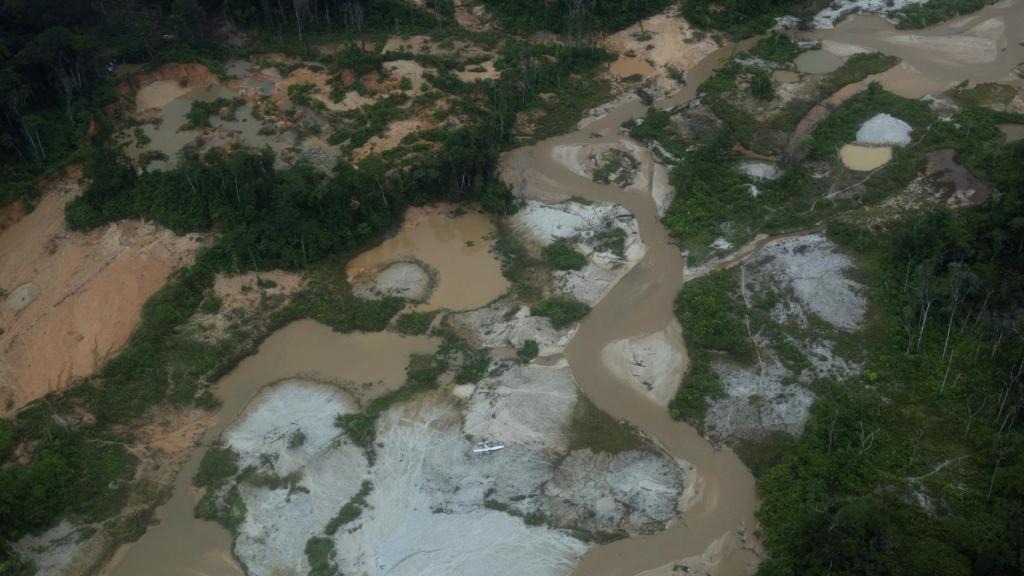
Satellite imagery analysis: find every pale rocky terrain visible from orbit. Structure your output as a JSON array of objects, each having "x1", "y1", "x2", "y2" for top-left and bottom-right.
[
  {"x1": 703, "y1": 234, "x2": 867, "y2": 442},
  {"x1": 450, "y1": 300, "x2": 577, "y2": 356},
  {"x1": 601, "y1": 322, "x2": 687, "y2": 407},
  {"x1": 352, "y1": 260, "x2": 433, "y2": 302},
  {"x1": 217, "y1": 376, "x2": 687, "y2": 576},
  {"x1": 511, "y1": 200, "x2": 646, "y2": 306},
  {"x1": 856, "y1": 112, "x2": 914, "y2": 145}
]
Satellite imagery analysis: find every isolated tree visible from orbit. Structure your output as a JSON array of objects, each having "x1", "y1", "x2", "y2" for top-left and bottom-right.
[{"x1": 750, "y1": 70, "x2": 773, "y2": 101}]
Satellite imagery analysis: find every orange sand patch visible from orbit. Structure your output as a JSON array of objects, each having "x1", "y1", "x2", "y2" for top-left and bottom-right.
[
  {"x1": 122, "y1": 63, "x2": 219, "y2": 114},
  {"x1": 280, "y1": 66, "x2": 351, "y2": 111},
  {"x1": 456, "y1": 60, "x2": 499, "y2": 82},
  {"x1": 385, "y1": 60, "x2": 431, "y2": 92},
  {"x1": 133, "y1": 408, "x2": 214, "y2": 456},
  {"x1": 353, "y1": 118, "x2": 429, "y2": 160},
  {"x1": 262, "y1": 52, "x2": 300, "y2": 65},
  {"x1": 213, "y1": 271, "x2": 303, "y2": 311},
  {"x1": 381, "y1": 34, "x2": 491, "y2": 60},
  {"x1": 0, "y1": 171, "x2": 204, "y2": 414},
  {"x1": 603, "y1": 9, "x2": 719, "y2": 92}
]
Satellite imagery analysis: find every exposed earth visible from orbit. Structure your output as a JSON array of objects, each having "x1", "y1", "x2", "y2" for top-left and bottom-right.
[
  {"x1": 7, "y1": 1, "x2": 1024, "y2": 575},
  {"x1": 0, "y1": 169, "x2": 204, "y2": 413}
]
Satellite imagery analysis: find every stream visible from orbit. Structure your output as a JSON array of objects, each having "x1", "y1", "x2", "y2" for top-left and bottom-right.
[{"x1": 100, "y1": 1, "x2": 1024, "y2": 573}]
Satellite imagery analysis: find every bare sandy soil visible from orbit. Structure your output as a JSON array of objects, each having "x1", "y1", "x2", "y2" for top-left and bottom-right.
[
  {"x1": 453, "y1": 0, "x2": 492, "y2": 31},
  {"x1": 125, "y1": 63, "x2": 220, "y2": 114},
  {"x1": 0, "y1": 170, "x2": 204, "y2": 413},
  {"x1": 795, "y1": 60, "x2": 953, "y2": 136},
  {"x1": 603, "y1": 9, "x2": 719, "y2": 94},
  {"x1": 601, "y1": 321, "x2": 687, "y2": 407},
  {"x1": 882, "y1": 148, "x2": 995, "y2": 215},
  {"x1": 354, "y1": 117, "x2": 430, "y2": 160},
  {"x1": 381, "y1": 34, "x2": 492, "y2": 60}
]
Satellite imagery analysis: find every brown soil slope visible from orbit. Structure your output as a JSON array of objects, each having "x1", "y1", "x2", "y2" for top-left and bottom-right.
[{"x1": 0, "y1": 171, "x2": 203, "y2": 414}]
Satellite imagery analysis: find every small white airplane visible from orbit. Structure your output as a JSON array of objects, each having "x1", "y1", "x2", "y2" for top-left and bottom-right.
[{"x1": 471, "y1": 441, "x2": 505, "y2": 454}]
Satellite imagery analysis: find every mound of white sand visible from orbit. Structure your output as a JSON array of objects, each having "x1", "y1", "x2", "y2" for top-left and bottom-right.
[
  {"x1": 735, "y1": 161, "x2": 780, "y2": 181},
  {"x1": 512, "y1": 200, "x2": 646, "y2": 305},
  {"x1": 464, "y1": 361, "x2": 578, "y2": 451},
  {"x1": 352, "y1": 261, "x2": 431, "y2": 301},
  {"x1": 449, "y1": 301, "x2": 577, "y2": 355},
  {"x1": 601, "y1": 322, "x2": 686, "y2": 406},
  {"x1": 856, "y1": 113, "x2": 913, "y2": 146}
]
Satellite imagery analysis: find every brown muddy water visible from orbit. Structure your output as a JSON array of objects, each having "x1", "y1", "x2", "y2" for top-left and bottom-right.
[
  {"x1": 504, "y1": 39, "x2": 764, "y2": 576},
  {"x1": 101, "y1": 320, "x2": 437, "y2": 576},
  {"x1": 609, "y1": 55, "x2": 656, "y2": 79},
  {"x1": 99, "y1": 5, "x2": 1024, "y2": 573},
  {"x1": 127, "y1": 77, "x2": 303, "y2": 171},
  {"x1": 794, "y1": 49, "x2": 846, "y2": 74},
  {"x1": 840, "y1": 144, "x2": 893, "y2": 171},
  {"x1": 1001, "y1": 123, "x2": 1024, "y2": 142},
  {"x1": 127, "y1": 84, "x2": 234, "y2": 171},
  {"x1": 809, "y1": 0, "x2": 1024, "y2": 84},
  {"x1": 346, "y1": 205, "x2": 509, "y2": 311}
]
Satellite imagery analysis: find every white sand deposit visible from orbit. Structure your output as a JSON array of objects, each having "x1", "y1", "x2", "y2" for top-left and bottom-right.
[
  {"x1": 512, "y1": 200, "x2": 646, "y2": 305},
  {"x1": 856, "y1": 113, "x2": 913, "y2": 145},
  {"x1": 601, "y1": 321, "x2": 687, "y2": 406}
]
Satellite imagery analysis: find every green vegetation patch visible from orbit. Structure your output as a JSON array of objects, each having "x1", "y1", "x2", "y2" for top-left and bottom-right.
[
  {"x1": 305, "y1": 536, "x2": 341, "y2": 576},
  {"x1": 195, "y1": 484, "x2": 247, "y2": 533},
  {"x1": 748, "y1": 33, "x2": 804, "y2": 64},
  {"x1": 675, "y1": 269, "x2": 750, "y2": 354},
  {"x1": 436, "y1": 326, "x2": 491, "y2": 385},
  {"x1": 629, "y1": 107, "x2": 687, "y2": 160},
  {"x1": 946, "y1": 81, "x2": 1019, "y2": 110},
  {"x1": 542, "y1": 238, "x2": 587, "y2": 271},
  {"x1": 894, "y1": 0, "x2": 996, "y2": 29},
  {"x1": 184, "y1": 97, "x2": 244, "y2": 130},
  {"x1": 592, "y1": 227, "x2": 627, "y2": 258},
  {"x1": 531, "y1": 296, "x2": 590, "y2": 329},
  {"x1": 591, "y1": 148, "x2": 638, "y2": 187},
  {"x1": 335, "y1": 353, "x2": 448, "y2": 451},
  {"x1": 324, "y1": 480, "x2": 373, "y2": 535},
  {"x1": 683, "y1": 0, "x2": 802, "y2": 38},
  {"x1": 481, "y1": 0, "x2": 672, "y2": 34},
  {"x1": 568, "y1": 395, "x2": 646, "y2": 454},
  {"x1": 517, "y1": 339, "x2": 540, "y2": 362},
  {"x1": 394, "y1": 310, "x2": 439, "y2": 335},
  {"x1": 194, "y1": 445, "x2": 240, "y2": 489},
  {"x1": 807, "y1": 83, "x2": 933, "y2": 160},
  {"x1": 756, "y1": 202, "x2": 1024, "y2": 574}
]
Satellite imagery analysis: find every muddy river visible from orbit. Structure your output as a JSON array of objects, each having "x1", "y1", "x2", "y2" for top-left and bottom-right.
[
  {"x1": 504, "y1": 43, "x2": 763, "y2": 574},
  {"x1": 103, "y1": 321, "x2": 437, "y2": 576},
  {"x1": 100, "y1": 0, "x2": 1024, "y2": 572}
]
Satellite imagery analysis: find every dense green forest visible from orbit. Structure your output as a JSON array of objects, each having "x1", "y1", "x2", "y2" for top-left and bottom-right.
[
  {"x1": 480, "y1": 0, "x2": 672, "y2": 35},
  {"x1": 2, "y1": 1, "x2": 1022, "y2": 575},
  {"x1": 661, "y1": 33, "x2": 1024, "y2": 575},
  {"x1": 757, "y1": 174, "x2": 1024, "y2": 574}
]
